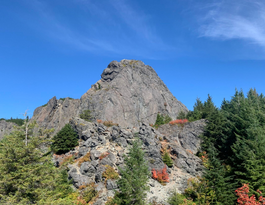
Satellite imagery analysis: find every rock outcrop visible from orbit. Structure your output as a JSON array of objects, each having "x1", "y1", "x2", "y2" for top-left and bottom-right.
[
  {"x1": 53, "y1": 117, "x2": 206, "y2": 204},
  {"x1": 80, "y1": 60, "x2": 188, "y2": 127},
  {"x1": 32, "y1": 60, "x2": 188, "y2": 132},
  {"x1": 32, "y1": 97, "x2": 80, "y2": 134},
  {"x1": 0, "y1": 120, "x2": 15, "y2": 140}
]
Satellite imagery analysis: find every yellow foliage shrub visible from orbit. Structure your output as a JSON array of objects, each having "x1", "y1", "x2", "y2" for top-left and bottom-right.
[
  {"x1": 102, "y1": 165, "x2": 119, "y2": 180},
  {"x1": 103, "y1": 121, "x2": 118, "y2": 127}
]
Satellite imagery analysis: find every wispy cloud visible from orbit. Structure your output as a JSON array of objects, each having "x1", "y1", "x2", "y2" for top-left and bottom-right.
[
  {"x1": 23, "y1": 0, "x2": 170, "y2": 58},
  {"x1": 198, "y1": 0, "x2": 265, "y2": 48}
]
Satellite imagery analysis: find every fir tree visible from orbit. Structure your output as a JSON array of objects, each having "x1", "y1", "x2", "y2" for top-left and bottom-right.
[
  {"x1": 113, "y1": 139, "x2": 150, "y2": 205},
  {"x1": 51, "y1": 124, "x2": 78, "y2": 154}
]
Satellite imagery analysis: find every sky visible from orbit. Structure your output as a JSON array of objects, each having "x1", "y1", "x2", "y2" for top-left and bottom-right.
[{"x1": 1, "y1": 0, "x2": 265, "y2": 119}]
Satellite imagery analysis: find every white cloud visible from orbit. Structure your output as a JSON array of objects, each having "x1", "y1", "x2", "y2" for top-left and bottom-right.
[
  {"x1": 199, "y1": 0, "x2": 265, "y2": 48},
  {"x1": 23, "y1": 0, "x2": 170, "y2": 58}
]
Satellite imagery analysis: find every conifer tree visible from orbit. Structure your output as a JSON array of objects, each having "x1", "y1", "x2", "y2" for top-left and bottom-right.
[
  {"x1": 204, "y1": 146, "x2": 237, "y2": 204},
  {"x1": 155, "y1": 113, "x2": 164, "y2": 127},
  {"x1": 51, "y1": 124, "x2": 78, "y2": 154},
  {"x1": 163, "y1": 152, "x2": 173, "y2": 167},
  {"x1": 113, "y1": 139, "x2": 150, "y2": 205},
  {"x1": 0, "y1": 122, "x2": 73, "y2": 204},
  {"x1": 177, "y1": 110, "x2": 186, "y2": 119}
]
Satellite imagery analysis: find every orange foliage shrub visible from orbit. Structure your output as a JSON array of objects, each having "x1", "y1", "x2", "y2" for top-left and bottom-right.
[
  {"x1": 235, "y1": 184, "x2": 265, "y2": 205},
  {"x1": 97, "y1": 119, "x2": 103, "y2": 123},
  {"x1": 200, "y1": 151, "x2": 210, "y2": 168},
  {"x1": 152, "y1": 165, "x2": 169, "y2": 184},
  {"x1": 169, "y1": 119, "x2": 188, "y2": 125}
]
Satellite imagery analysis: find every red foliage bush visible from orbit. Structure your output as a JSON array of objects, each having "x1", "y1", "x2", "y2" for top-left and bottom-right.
[
  {"x1": 169, "y1": 119, "x2": 188, "y2": 125},
  {"x1": 152, "y1": 165, "x2": 169, "y2": 184},
  {"x1": 235, "y1": 184, "x2": 265, "y2": 205}
]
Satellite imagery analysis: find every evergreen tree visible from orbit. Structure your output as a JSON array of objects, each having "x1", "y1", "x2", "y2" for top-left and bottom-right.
[
  {"x1": 177, "y1": 111, "x2": 186, "y2": 119},
  {"x1": 186, "y1": 96, "x2": 216, "y2": 122},
  {"x1": 163, "y1": 152, "x2": 173, "y2": 167},
  {"x1": 0, "y1": 122, "x2": 73, "y2": 204},
  {"x1": 51, "y1": 124, "x2": 78, "y2": 154},
  {"x1": 204, "y1": 146, "x2": 237, "y2": 204},
  {"x1": 164, "y1": 115, "x2": 172, "y2": 124},
  {"x1": 113, "y1": 139, "x2": 150, "y2": 205},
  {"x1": 154, "y1": 113, "x2": 164, "y2": 127},
  {"x1": 231, "y1": 106, "x2": 265, "y2": 194}
]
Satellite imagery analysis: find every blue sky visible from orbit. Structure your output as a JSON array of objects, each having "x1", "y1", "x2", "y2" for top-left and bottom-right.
[{"x1": 1, "y1": 0, "x2": 265, "y2": 119}]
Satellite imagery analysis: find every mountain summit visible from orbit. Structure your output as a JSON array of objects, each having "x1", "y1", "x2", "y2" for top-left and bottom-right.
[{"x1": 32, "y1": 60, "x2": 188, "y2": 132}]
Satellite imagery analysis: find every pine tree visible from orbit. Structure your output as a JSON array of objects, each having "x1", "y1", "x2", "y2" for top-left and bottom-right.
[
  {"x1": 113, "y1": 139, "x2": 150, "y2": 205},
  {"x1": 51, "y1": 124, "x2": 78, "y2": 154}
]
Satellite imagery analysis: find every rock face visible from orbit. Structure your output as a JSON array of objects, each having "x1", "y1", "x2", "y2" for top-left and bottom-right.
[
  {"x1": 80, "y1": 60, "x2": 188, "y2": 127},
  {"x1": 0, "y1": 120, "x2": 15, "y2": 140},
  {"x1": 52, "y1": 117, "x2": 206, "y2": 204},
  {"x1": 32, "y1": 60, "x2": 188, "y2": 132},
  {"x1": 31, "y1": 97, "x2": 80, "y2": 134}
]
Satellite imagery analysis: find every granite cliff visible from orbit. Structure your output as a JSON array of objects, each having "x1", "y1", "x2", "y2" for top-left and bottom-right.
[{"x1": 31, "y1": 60, "x2": 188, "y2": 133}]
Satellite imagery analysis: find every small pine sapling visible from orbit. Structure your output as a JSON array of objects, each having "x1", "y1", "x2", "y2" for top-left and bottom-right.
[{"x1": 162, "y1": 152, "x2": 173, "y2": 167}]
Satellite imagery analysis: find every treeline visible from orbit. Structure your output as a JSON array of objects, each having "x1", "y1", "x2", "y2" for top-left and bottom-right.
[
  {"x1": 0, "y1": 117, "x2": 25, "y2": 126},
  {"x1": 173, "y1": 88, "x2": 265, "y2": 204}
]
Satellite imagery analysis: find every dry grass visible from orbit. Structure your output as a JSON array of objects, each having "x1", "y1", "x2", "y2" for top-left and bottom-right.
[
  {"x1": 103, "y1": 121, "x2": 118, "y2": 127},
  {"x1": 102, "y1": 165, "x2": 119, "y2": 180},
  {"x1": 75, "y1": 152, "x2": 91, "y2": 167}
]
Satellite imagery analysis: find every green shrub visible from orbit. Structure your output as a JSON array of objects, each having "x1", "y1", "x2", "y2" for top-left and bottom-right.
[
  {"x1": 162, "y1": 152, "x2": 173, "y2": 167},
  {"x1": 82, "y1": 183, "x2": 98, "y2": 203},
  {"x1": 168, "y1": 192, "x2": 194, "y2": 205},
  {"x1": 80, "y1": 109, "x2": 93, "y2": 122},
  {"x1": 51, "y1": 124, "x2": 78, "y2": 154},
  {"x1": 164, "y1": 115, "x2": 172, "y2": 124},
  {"x1": 154, "y1": 114, "x2": 172, "y2": 128},
  {"x1": 177, "y1": 111, "x2": 186, "y2": 119},
  {"x1": 102, "y1": 165, "x2": 119, "y2": 180}
]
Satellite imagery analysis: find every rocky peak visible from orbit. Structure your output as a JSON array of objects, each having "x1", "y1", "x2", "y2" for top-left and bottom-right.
[
  {"x1": 32, "y1": 60, "x2": 188, "y2": 132},
  {"x1": 80, "y1": 59, "x2": 188, "y2": 127}
]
